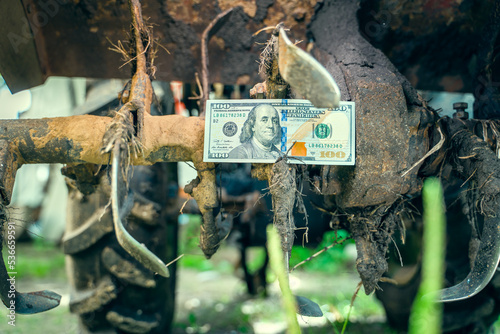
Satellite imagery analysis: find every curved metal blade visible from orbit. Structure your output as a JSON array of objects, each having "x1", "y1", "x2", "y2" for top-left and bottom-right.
[
  {"x1": 111, "y1": 144, "x2": 170, "y2": 277},
  {"x1": 13, "y1": 290, "x2": 61, "y2": 314},
  {"x1": 295, "y1": 295, "x2": 323, "y2": 317},
  {"x1": 278, "y1": 28, "x2": 340, "y2": 109},
  {"x1": 0, "y1": 250, "x2": 61, "y2": 314},
  {"x1": 438, "y1": 217, "x2": 500, "y2": 302}
]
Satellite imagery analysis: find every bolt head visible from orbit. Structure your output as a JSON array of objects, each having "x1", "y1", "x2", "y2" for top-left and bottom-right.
[{"x1": 453, "y1": 102, "x2": 468, "y2": 110}]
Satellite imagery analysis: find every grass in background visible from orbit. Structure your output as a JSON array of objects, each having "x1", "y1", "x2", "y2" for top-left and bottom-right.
[
  {"x1": 0, "y1": 239, "x2": 76, "y2": 333},
  {"x1": 2, "y1": 239, "x2": 66, "y2": 280},
  {"x1": 3, "y1": 215, "x2": 391, "y2": 333},
  {"x1": 178, "y1": 214, "x2": 227, "y2": 272},
  {"x1": 179, "y1": 212, "x2": 354, "y2": 276},
  {"x1": 6, "y1": 193, "x2": 500, "y2": 333}
]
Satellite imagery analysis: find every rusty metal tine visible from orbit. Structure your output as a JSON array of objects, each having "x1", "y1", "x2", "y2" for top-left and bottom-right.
[
  {"x1": 0, "y1": 239, "x2": 61, "y2": 314},
  {"x1": 0, "y1": 140, "x2": 61, "y2": 314},
  {"x1": 110, "y1": 144, "x2": 170, "y2": 277},
  {"x1": 278, "y1": 28, "x2": 340, "y2": 109},
  {"x1": 437, "y1": 217, "x2": 500, "y2": 302}
]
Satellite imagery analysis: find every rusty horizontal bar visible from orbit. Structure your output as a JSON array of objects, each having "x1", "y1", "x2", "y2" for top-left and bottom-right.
[{"x1": 0, "y1": 114, "x2": 205, "y2": 165}]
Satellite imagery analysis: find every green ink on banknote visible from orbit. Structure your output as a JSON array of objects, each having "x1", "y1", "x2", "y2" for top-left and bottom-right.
[{"x1": 315, "y1": 123, "x2": 330, "y2": 139}]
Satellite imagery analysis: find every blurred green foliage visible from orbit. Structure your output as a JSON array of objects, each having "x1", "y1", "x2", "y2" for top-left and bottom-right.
[
  {"x1": 290, "y1": 230, "x2": 353, "y2": 273},
  {"x1": 2, "y1": 239, "x2": 66, "y2": 280},
  {"x1": 178, "y1": 214, "x2": 354, "y2": 276}
]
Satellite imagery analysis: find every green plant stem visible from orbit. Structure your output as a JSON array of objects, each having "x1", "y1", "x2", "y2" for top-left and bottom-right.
[
  {"x1": 341, "y1": 307, "x2": 352, "y2": 334},
  {"x1": 267, "y1": 225, "x2": 301, "y2": 334},
  {"x1": 409, "y1": 177, "x2": 445, "y2": 334},
  {"x1": 341, "y1": 281, "x2": 362, "y2": 334}
]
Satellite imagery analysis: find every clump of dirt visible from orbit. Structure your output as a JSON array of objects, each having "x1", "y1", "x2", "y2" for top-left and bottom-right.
[{"x1": 348, "y1": 206, "x2": 399, "y2": 294}]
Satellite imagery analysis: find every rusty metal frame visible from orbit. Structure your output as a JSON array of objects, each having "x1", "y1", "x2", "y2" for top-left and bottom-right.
[
  {"x1": 0, "y1": 114, "x2": 216, "y2": 218},
  {"x1": 0, "y1": 0, "x2": 217, "y2": 314}
]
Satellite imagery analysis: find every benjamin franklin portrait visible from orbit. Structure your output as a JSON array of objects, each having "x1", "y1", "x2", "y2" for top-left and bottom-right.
[{"x1": 228, "y1": 104, "x2": 282, "y2": 159}]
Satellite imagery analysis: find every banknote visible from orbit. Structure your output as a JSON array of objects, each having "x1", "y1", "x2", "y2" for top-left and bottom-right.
[{"x1": 203, "y1": 99, "x2": 355, "y2": 165}]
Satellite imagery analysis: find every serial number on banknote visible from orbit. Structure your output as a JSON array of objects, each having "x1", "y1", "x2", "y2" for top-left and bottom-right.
[{"x1": 203, "y1": 99, "x2": 355, "y2": 165}]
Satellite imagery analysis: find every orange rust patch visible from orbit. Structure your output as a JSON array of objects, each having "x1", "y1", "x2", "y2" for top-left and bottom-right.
[
  {"x1": 218, "y1": 0, "x2": 257, "y2": 17},
  {"x1": 263, "y1": 0, "x2": 319, "y2": 29},
  {"x1": 41, "y1": 116, "x2": 111, "y2": 164},
  {"x1": 141, "y1": 114, "x2": 206, "y2": 163},
  {"x1": 211, "y1": 36, "x2": 226, "y2": 50}
]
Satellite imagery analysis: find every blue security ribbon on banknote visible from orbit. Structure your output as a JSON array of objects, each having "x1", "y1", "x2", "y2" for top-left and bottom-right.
[{"x1": 203, "y1": 99, "x2": 355, "y2": 165}]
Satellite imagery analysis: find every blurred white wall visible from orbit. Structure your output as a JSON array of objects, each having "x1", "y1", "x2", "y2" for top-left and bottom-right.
[{"x1": 2, "y1": 77, "x2": 86, "y2": 243}]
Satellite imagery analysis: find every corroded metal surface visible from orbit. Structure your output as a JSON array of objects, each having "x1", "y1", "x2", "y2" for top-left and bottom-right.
[
  {"x1": 0, "y1": 140, "x2": 19, "y2": 204},
  {"x1": 278, "y1": 27, "x2": 340, "y2": 108},
  {"x1": 307, "y1": 0, "x2": 435, "y2": 294},
  {"x1": 1, "y1": 0, "x2": 498, "y2": 94},
  {"x1": 0, "y1": 218, "x2": 62, "y2": 314},
  {"x1": 2, "y1": 0, "x2": 319, "y2": 92},
  {"x1": 358, "y1": 0, "x2": 500, "y2": 93},
  {"x1": 0, "y1": 115, "x2": 204, "y2": 165},
  {"x1": 309, "y1": 4, "x2": 434, "y2": 209}
]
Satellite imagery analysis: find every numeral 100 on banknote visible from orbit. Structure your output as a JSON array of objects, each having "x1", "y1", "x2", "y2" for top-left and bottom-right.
[{"x1": 203, "y1": 99, "x2": 355, "y2": 165}]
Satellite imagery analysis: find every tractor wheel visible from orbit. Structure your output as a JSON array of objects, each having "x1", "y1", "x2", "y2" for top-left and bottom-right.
[{"x1": 62, "y1": 163, "x2": 178, "y2": 334}]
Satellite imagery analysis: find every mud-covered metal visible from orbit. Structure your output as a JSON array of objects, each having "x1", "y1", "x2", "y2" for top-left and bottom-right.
[
  {"x1": 0, "y1": 115, "x2": 206, "y2": 165},
  {"x1": 432, "y1": 119, "x2": 500, "y2": 301},
  {"x1": 257, "y1": 30, "x2": 324, "y2": 316},
  {"x1": 0, "y1": 0, "x2": 218, "y2": 316},
  {"x1": 1, "y1": 0, "x2": 498, "y2": 95},
  {"x1": 0, "y1": 203, "x2": 61, "y2": 314},
  {"x1": 438, "y1": 217, "x2": 500, "y2": 302},
  {"x1": 0, "y1": 265, "x2": 61, "y2": 314},
  {"x1": 269, "y1": 158, "x2": 323, "y2": 317},
  {"x1": 0, "y1": 140, "x2": 19, "y2": 205},
  {"x1": 278, "y1": 27, "x2": 340, "y2": 108},
  {"x1": 1, "y1": 0, "x2": 320, "y2": 93},
  {"x1": 306, "y1": 0, "x2": 436, "y2": 295},
  {"x1": 1, "y1": 0, "x2": 499, "y2": 319},
  {"x1": 110, "y1": 142, "x2": 170, "y2": 277},
  {"x1": 0, "y1": 142, "x2": 62, "y2": 314},
  {"x1": 97, "y1": 0, "x2": 217, "y2": 278}
]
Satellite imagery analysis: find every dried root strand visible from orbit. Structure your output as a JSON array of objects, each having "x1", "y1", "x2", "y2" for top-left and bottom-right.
[
  {"x1": 200, "y1": 8, "x2": 237, "y2": 116},
  {"x1": 257, "y1": 23, "x2": 288, "y2": 77},
  {"x1": 269, "y1": 159, "x2": 297, "y2": 269},
  {"x1": 450, "y1": 128, "x2": 500, "y2": 218},
  {"x1": 258, "y1": 34, "x2": 276, "y2": 76},
  {"x1": 291, "y1": 235, "x2": 349, "y2": 272},
  {"x1": 100, "y1": 102, "x2": 145, "y2": 190}
]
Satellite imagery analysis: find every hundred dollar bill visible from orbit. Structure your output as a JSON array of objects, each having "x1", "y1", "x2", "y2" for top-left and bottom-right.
[{"x1": 203, "y1": 99, "x2": 355, "y2": 165}]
